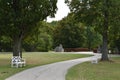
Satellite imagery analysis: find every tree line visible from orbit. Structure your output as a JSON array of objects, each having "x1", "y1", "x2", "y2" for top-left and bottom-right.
[
  {"x1": 0, "y1": 0, "x2": 120, "y2": 61},
  {"x1": 0, "y1": 20, "x2": 102, "y2": 52}
]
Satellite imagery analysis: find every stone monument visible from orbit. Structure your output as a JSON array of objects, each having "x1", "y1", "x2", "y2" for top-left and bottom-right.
[{"x1": 54, "y1": 44, "x2": 64, "y2": 52}]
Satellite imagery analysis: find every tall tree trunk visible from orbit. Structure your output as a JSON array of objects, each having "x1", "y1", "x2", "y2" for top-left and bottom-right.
[
  {"x1": 13, "y1": 35, "x2": 22, "y2": 57},
  {"x1": 101, "y1": 30, "x2": 109, "y2": 61},
  {"x1": 12, "y1": 0, "x2": 22, "y2": 57},
  {"x1": 101, "y1": 0, "x2": 109, "y2": 61}
]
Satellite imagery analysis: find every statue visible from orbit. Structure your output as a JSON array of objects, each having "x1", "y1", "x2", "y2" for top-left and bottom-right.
[{"x1": 54, "y1": 44, "x2": 64, "y2": 52}]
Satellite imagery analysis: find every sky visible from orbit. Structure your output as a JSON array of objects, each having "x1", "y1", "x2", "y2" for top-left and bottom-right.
[{"x1": 47, "y1": 0, "x2": 70, "y2": 22}]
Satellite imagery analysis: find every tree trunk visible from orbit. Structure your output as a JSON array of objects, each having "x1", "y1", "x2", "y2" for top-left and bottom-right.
[
  {"x1": 13, "y1": 35, "x2": 22, "y2": 57},
  {"x1": 101, "y1": 31, "x2": 109, "y2": 61},
  {"x1": 101, "y1": 0, "x2": 109, "y2": 61}
]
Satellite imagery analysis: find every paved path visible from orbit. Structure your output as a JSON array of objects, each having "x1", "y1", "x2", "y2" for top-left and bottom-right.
[{"x1": 6, "y1": 53, "x2": 101, "y2": 80}]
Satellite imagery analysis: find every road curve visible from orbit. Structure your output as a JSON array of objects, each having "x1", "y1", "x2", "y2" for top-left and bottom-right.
[{"x1": 6, "y1": 53, "x2": 101, "y2": 80}]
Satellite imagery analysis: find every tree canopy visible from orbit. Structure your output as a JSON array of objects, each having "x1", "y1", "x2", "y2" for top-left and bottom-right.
[
  {"x1": 65, "y1": 0, "x2": 120, "y2": 60},
  {"x1": 53, "y1": 13, "x2": 85, "y2": 48},
  {"x1": 0, "y1": 0, "x2": 57, "y2": 56}
]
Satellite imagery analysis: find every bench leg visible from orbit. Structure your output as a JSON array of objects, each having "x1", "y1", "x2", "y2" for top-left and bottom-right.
[{"x1": 16, "y1": 63, "x2": 19, "y2": 68}]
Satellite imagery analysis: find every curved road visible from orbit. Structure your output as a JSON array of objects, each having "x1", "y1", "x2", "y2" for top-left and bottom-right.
[{"x1": 6, "y1": 53, "x2": 101, "y2": 80}]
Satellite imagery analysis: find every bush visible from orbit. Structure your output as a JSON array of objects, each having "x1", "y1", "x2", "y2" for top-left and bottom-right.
[{"x1": 64, "y1": 48, "x2": 90, "y2": 52}]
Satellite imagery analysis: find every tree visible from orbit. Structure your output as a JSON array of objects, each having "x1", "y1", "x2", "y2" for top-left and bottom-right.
[
  {"x1": 23, "y1": 21, "x2": 53, "y2": 52},
  {"x1": 54, "y1": 13, "x2": 85, "y2": 48},
  {"x1": 65, "y1": 0, "x2": 120, "y2": 61},
  {"x1": 85, "y1": 26, "x2": 102, "y2": 50},
  {"x1": 0, "y1": 36, "x2": 12, "y2": 52},
  {"x1": 0, "y1": 0, "x2": 57, "y2": 56}
]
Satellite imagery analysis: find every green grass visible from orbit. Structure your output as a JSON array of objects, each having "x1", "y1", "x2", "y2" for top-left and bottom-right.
[
  {"x1": 0, "y1": 52, "x2": 91, "y2": 80},
  {"x1": 66, "y1": 57, "x2": 120, "y2": 80}
]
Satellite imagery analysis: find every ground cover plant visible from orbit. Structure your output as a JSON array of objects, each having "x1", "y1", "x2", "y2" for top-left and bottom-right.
[
  {"x1": 66, "y1": 56, "x2": 120, "y2": 80},
  {"x1": 0, "y1": 52, "x2": 91, "y2": 80}
]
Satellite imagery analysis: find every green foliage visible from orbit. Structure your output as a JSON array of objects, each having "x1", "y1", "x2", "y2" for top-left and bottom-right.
[
  {"x1": 53, "y1": 13, "x2": 102, "y2": 49},
  {"x1": 54, "y1": 14, "x2": 85, "y2": 48},
  {"x1": 65, "y1": 0, "x2": 120, "y2": 60},
  {"x1": 0, "y1": 36, "x2": 12, "y2": 52},
  {"x1": 0, "y1": 0, "x2": 57, "y2": 38},
  {"x1": 23, "y1": 21, "x2": 53, "y2": 52},
  {"x1": 84, "y1": 26, "x2": 102, "y2": 49},
  {"x1": 65, "y1": 0, "x2": 120, "y2": 35},
  {"x1": 110, "y1": 36, "x2": 120, "y2": 53},
  {"x1": 65, "y1": 0, "x2": 101, "y2": 25},
  {"x1": 0, "y1": 0, "x2": 57, "y2": 54},
  {"x1": 35, "y1": 33, "x2": 53, "y2": 52}
]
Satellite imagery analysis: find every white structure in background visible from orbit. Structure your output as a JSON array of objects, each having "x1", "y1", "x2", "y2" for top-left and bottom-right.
[
  {"x1": 91, "y1": 56, "x2": 98, "y2": 64},
  {"x1": 54, "y1": 44, "x2": 64, "y2": 52}
]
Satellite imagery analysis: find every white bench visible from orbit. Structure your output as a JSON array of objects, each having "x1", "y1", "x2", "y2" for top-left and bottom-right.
[
  {"x1": 91, "y1": 57, "x2": 98, "y2": 64},
  {"x1": 11, "y1": 56, "x2": 26, "y2": 68}
]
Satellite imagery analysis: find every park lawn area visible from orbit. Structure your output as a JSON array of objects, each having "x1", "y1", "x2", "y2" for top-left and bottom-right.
[
  {"x1": 66, "y1": 57, "x2": 120, "y2": 80},
  {"x1": 0, "y1": 52, "x2": 91, "y2": 80}
]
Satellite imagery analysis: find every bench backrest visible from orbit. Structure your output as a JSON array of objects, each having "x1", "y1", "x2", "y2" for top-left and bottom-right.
[{"x1": 12, "y1": 56, "x2": 21, "y2": 62}]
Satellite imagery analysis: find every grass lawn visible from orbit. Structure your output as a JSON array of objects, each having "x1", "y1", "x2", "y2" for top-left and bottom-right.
[
  {"x1": 66, "y1": 56, "x2": 120, "y2": 80},
  {"x1": 0, "y1": 52, "x2": 91, "y2": 80}
]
